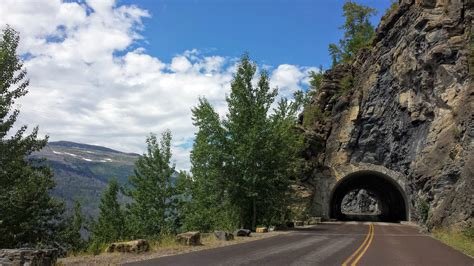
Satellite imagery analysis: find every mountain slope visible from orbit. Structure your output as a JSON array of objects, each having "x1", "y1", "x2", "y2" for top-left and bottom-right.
[{"x1": 32, "y1": 141, "x2": 140, "y2": 217}]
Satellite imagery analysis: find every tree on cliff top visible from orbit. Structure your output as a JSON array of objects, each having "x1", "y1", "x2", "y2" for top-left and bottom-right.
[
  {"x1": 329, "y1": 1, "x2": 377, "y2": 65},
  {"x1": 0, "y1": 26, "x2": 65, "y2": 248}
]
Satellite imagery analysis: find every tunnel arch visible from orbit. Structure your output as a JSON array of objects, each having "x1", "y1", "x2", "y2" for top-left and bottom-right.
[{"x1": 329, "y1": 170, "x2": 408, "y2": 222}]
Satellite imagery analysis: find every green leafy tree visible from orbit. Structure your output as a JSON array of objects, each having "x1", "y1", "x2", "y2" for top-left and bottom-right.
[
  {"x1": 0, "y1": 26, "x2": 65, "y2": 248},
  {"x1": 188, "y1": 55, "x2": 306, "y2": 230},
  {"x1": 329, "y1": 1, "x2": 377, "y2": 65},
  {"x1": 125, "y1": 131, "x2": 176, "y2": 238},
  {"x1": 223, "y1": 55, "x2": 279, "y2": 229},
  {"x1": 181, "y1": 98, "x2": 236, "y2": 231},
  {"x1": 90, "y1": 179, "x2": 126, "y2": 244}
]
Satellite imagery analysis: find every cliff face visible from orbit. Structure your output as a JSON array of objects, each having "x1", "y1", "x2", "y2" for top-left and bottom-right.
[{"x1": 301, "y1": 0, "x2": 473, "y2": 227}]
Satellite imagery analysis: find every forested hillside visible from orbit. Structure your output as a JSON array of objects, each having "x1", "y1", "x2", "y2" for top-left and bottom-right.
[{"x1": 31, "y1": 141, "x2": 138, "y2": 217}]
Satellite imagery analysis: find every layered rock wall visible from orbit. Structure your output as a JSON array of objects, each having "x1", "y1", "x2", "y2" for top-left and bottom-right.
[{"x1": 301, "y1": 0, "x2": 473, "y2": 227}]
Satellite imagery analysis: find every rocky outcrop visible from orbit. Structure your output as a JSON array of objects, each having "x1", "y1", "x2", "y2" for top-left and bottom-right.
[
  {"x1": 106, "y1": 239, "x2": 149, "y2": 253},
  {"x1": 301, "y1": 0, "x2": 473, "y2": 228},
  {"x1": 176, "y1": 232, "x2": 201, "y2": 246},
  {"x1": 0, "y1": 249, "x2": 58, "y2": 266},
  {"x1": 341, "y1": 189, "x2": 380, "y2": 214},
  {"x1": 234, "y1": 229, "x2": 252, "y2": 237},
  {"x1": 214, "y1": 231, "x2": 234, "y2": 241}
]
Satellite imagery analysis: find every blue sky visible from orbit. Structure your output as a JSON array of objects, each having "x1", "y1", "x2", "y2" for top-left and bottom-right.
[
  {"x1": 1, "y1": 0, "x2": 392, "y2": 169},
  {"x1": 120, "y1": 0, "x2": 392, "y2": 69}
]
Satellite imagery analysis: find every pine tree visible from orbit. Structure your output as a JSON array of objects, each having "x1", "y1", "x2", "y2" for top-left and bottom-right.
[
  {"x1": 61, "y1": 201, "x2": 85, "y2": 252},
  {"x1": 0, "y1": 26, "x2": 64, "y2": 248},
  {"x1": 329, "y1": 1, "x2": 376, "y2": 65},
  {"x1": 91, "y1": 179, "x2": 126, "y2": 244},
  {"x1": 125, "y1": 131, "x2": 176, "y2": 238}
]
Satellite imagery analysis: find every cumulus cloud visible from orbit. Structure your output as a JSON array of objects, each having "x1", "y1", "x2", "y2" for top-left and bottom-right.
[
  {"x1": 270, "y1": 64, "x2": 320, "y2": 97},
  {"x1": 0, "y1": 0, "x2": 316, "y2": 170}
]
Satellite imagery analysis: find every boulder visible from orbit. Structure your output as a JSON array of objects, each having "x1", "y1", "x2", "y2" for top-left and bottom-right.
[
  {"x1": 234, "y1": 229, "x2": 251, "y2": 237},
  {"x1": 214, "y1": 231, "x2": 234, "y2": 241},
  {"x1": 307, "y1": 217, "x2": 322, "y2": 225},
  {"x1": 0, "y1": 249, "x2": 58, "y2": 266},
  {"x1": 255, "y1": 227, "x2": 268, "y2": 233},
  {"x1": 176, "y1": 231, "x2": 201, "y2": 246},
  {"x1": 106, "y1": 239, "x2": 149, "y2": 253},
  {"x1": 294, "y1": 221, "x2": 304, "y2": 226}
]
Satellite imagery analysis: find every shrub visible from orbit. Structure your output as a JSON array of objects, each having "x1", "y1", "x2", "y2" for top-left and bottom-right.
[
  {"x1": 415, "y1": 198, "x2": 430, "y2": 225},
  {"x1": 302, "y1": 106, "x2": 327, "y2": 128}
]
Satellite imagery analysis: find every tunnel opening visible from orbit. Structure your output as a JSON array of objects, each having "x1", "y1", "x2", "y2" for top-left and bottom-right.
[{"x1": 329, "y1": 170, "x2": 408, "y2": 222}]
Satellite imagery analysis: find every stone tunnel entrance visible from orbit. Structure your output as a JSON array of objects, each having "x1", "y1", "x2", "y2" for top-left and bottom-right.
[{"x1": 329, "y1": 170, "x2": 408, "y2": 222}]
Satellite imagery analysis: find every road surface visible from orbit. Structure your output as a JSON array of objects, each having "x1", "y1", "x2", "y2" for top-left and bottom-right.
[{"x1": 125, "y1": 222, "x2": 473, "y2": 266}]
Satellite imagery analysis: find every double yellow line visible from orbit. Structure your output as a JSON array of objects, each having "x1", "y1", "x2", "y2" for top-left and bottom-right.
[{"x1": 342, "y1": 223, "x2": 375, "y2": 266}]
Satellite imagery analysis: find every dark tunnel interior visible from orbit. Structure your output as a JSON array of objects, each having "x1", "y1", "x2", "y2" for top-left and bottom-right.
[{"x1": 329, "y1": 171, "x2": 408, "y2": 222}]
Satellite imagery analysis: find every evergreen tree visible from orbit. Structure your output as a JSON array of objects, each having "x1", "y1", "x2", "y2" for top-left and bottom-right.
[
  {"x1": 61, "y1": 201, "x2": 85, "y2": 253},
  {"x1": 125, "y1": 131, "x2": 176, "y2": 238},
  {"x1": 0, "y1": 26, "x2": 64, "y2": 248},
  {"x1": 90, "y1": 179, "x2": 126, "y2": 244},
  {"x1": 329, "y1": 1, "x2": 376, "y2": 65},
  {"x1": 307, "y1": 67, "x2": 324, "y2": 98}
]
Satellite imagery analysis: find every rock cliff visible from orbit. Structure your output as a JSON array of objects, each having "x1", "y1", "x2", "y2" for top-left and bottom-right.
[{"x1": 300, "y1": 0, "x2": 473, "y2": 228}]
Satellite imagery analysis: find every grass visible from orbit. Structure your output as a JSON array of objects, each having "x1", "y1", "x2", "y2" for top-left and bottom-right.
[
  {"x1": 59, "y1": 232, "x2": 287, "y2": 265},
  {"x1": 432, "y1": 228, "x2": 474, "y2": 257}
]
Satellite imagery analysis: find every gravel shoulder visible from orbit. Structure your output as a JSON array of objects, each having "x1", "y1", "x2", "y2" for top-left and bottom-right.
[{"x1": 59, "y1": 231, "x2": 290, "y2": 265}]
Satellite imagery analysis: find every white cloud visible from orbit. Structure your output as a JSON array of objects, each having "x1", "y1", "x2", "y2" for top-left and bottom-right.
[
  {"x1": 270, "y1": 64, "x2": 320, "y2": 97},
  {"x1": 0, "y1": 0, "x2": 315, "y2": 170}
]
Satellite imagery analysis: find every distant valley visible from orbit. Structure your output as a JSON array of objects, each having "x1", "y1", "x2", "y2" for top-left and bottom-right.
[{"x1": 32, "y1": 141, "x2": 140, "y2": 217}]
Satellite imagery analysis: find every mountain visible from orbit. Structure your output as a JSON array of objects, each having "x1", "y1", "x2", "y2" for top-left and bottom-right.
[{"x1": 32, "y1": 141, "x2": 140, "y2": 217}]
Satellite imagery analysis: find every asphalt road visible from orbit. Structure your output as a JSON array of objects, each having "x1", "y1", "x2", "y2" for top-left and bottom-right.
[{"x1": 125, "y1": 222, "x2": 473, "y2": 266}]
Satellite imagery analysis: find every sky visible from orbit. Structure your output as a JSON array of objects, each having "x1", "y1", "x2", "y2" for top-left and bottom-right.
[{"x1": 0, "y1": 0, "x2": 392, "y2": 170}]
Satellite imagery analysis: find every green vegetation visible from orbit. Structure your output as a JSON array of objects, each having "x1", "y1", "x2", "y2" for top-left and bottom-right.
[
  {"x1": 89, "y1": 179, "x2": 126, "y2": 246},
  {"x1": 433, "y1": 225, "x2": 474, "y2": 257},
  {"x1": 78, "y1": 56, "x2": 307, "y2": 253},
  {"x1": 381, "y1": 0, "x2": 399, "y2": 23},
  {"x1": 331, "y1": 73, "x2": 356, "y2": 100},
  {"x1": 329, "y1": 1, "x2": 377, "y2": 65},
  {"x1": 0, "y1": 0, "x2": 387, "y2": 255},
  {"x1": 179, "y1": 99, "x2": 236, "y2": 231},
  {"x1": 302, "y1": 105, "x2": 327, "y2": 128},
  {"x1": 182, "y1": 54, "x2": 306, "y2": 231},
  {"x1": 0, "y1": 26, "x2": 66, "y2": 248},
  {"x1": 61, "y1": 201, "x2": 86, "y2": 253},
  {"x1": 415, "y1": 198, "x2": 431, "y2": 225},
  {"x1": 124, "y1": 131, "x2": 179, "y2": 238}
]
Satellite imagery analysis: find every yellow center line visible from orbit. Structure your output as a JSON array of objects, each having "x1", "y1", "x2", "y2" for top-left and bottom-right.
[
  {"x1": 351, "y1": 224, "x2": 375, "y2": 266},
  {"x1": 341, "y1": 224, "x2": 373, "y2": 266}
]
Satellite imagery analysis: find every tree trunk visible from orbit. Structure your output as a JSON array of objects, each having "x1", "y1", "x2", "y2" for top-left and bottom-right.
[
  {"x1": 251, "y1": 198, "x2": 257, "y2": 230},
  {"x1": 240, "y1": 208, "x2": 245, "y2": 229}
]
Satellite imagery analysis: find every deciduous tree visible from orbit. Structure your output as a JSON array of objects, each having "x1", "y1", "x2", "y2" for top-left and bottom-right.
[{"x1": 125, "y1": 131, "x2": 176, "y2": 238}]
